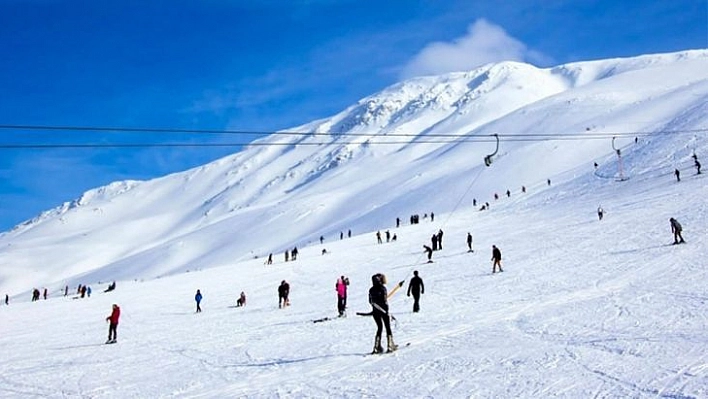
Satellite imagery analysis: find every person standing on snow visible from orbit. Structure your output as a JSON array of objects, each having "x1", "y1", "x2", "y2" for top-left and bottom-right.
[
  {"x1": 368, "y1": 273, "x2": 398, "y2": 354},
  {"x1": 195, "y1": 289, "x2": 203, "y2": 313},
  {"x1": 467, "y1": 232, "x2": 474, "y2": 252},
  {"x1": 335, "y1": 276, "x2": 349, "y2": 317},
  {"x1": 597, "y1": 205, "x2": 604, "y2": 221},
  {"x1": 669, "y1": 217, "x2": 685, "y2": 244},
  {"x1": 105, "y1": 304, "x2": 120, "y2": 344},
  {"x1": 278, "y1": 280, "x2": 290, "y2": 308},
  {"x1": 491, "y1": 245, "x2": 503, "y2": 273},
  {"x1": 407, "y1": 271, "x2": 425, "y2": 313}
]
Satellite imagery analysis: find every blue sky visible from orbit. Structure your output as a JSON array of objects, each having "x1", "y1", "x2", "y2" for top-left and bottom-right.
[{"x1": 0, "y1": 0, "x2": 706, "y2": 231}]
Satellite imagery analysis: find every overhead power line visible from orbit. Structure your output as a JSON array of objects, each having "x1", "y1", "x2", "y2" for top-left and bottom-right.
[{"x1": 0, "y1": 124, "x2": 705, "y2": 149}]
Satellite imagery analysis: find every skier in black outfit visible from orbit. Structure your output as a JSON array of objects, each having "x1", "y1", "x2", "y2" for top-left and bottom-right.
[
  {"x1": 437, "y1": 229, "x2": 444, "y2": 250},
  {"x1": 675, "y1": 169, "x2": 681, "y2": 182},
  {"x1": 407, "y1": 271, "x2": 425, "y2": 313},
  {"x1": 491, "y1": 245, "x2": 503, "y2": 273},
  {"x1": 278, "y1": 280, "x2": 290, "y2": 308},
  {"x1": 669, "y1": 217, "x2": 685, "y2": 244},
  {"x1": 369, "y1": 273, "x2": 397, "y2": 353},
  {"x1": 423, "y1": 245, "x2": 433, "y2": 263},
  {"x1": 467, "y1": 232, "x2": 474, "y2": 252}
]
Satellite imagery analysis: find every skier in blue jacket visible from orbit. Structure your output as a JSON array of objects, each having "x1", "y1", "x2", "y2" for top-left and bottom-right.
[{"x1": 195, "y1": 289, "x2": 203, "y2": 313}]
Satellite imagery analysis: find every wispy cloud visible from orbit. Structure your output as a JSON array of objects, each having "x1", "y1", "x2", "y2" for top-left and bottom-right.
[{"x1": 400, "y1": 19, "x2": 551, "y2": 79}]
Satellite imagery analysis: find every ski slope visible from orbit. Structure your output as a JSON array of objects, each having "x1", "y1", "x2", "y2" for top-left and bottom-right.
[{"x1": 1, "y1": 159, "x2": 706, "y2": 398}]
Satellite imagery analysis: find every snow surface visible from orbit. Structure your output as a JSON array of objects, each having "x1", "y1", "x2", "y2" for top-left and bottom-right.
[{"x1": 1, "y1": 50, "x2": 707, "y2": 398}]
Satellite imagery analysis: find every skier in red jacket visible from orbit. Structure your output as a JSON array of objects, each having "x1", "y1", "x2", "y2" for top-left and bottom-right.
[{"x1": 105, "y1": 304, "x2": 120, "y2": 344}]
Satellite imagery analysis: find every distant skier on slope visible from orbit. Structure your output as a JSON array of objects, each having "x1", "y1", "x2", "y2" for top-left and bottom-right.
[
  {"x1": 335, "y1": 275, "x2": 349, "y2": 317},
  {"x1": 597, "y1": 205, "x2": 604, "y2": 221},
  {"x1": 195, "y1": 289, "x2": 203, "y2": 313},
  {"x1": 674, "y1": 169, "x2": 681, "y2": 182},
  {"x1": 669, "y1": 217, "x2": 685, "y2": 244},
  {"x1": 407, "y1": 271, "x2": 425, "y2": 313},
  {"x1": 423, "y1": 245, "x2": 433, "y2": 263},
  {"x1": 491, "y1": 245, "x2": 503, "y2": 273},
  {"x1": 278, "y1": 280, "x2": 290, "y2": 308},
  {"x1": 467, "y1": 232, "x2": 474, "y2": 252},
  {"x1": 236, "y1": 291, "x2": 246, "y2": 307},
  {"x1": 105, "y1": 304, "x2": 121, "y2": 344},
  {"x1": 368, "y1": 273, "x2": 398, "y2": 354}
]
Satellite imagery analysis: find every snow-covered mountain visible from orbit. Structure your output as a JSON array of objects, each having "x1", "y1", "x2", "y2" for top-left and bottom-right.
[{"x1": 1, "y1": 50, "x2": 707, "y2": 296}]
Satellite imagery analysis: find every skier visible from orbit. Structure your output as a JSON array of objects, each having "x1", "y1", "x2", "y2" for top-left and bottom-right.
[
  {"x1": 195, "y1": 289, "x2": 203, "y2": 313},
  {"x1": 335, "y1": 275, "x2": 349, "y2": 317},
  {"x1": 597, "y1": 205, "x2": 604, "y2": 221},
  {"x1": 368, "y1": 273, "x2": 398, "y2": 353},
  {"x1": 547, "y1": 179, "x2": 551, "y2": 186},
  {"x1": 43, "y1": 288, "x2": 47, "y2": 300},
  {"x1": 291, "y1": 247, "x2": 298, "y2": 261},
  {"x1": 522, "y1": 186, "x2": 526, "y2": 193},
  {"x1": 376, "y1": 231, "x2": 382, "y2": 244},
  {"x1": 4, "y1": 294, "x2": 8, "y2": 305},
  {"x1": 431, "y1": 234, "x2": 438, "y2": 251},
  {"x1": 430, "y1": 212, "x2": 434, "y2": 222},
  {"x1": 285, "y1": 250, "x2": 289, "y2": 262},
  {"x1": 265, "y1": 253, "x2": 273, "y2": 265},
  {"x1": 396, "y1": 217, "x2": 400, "y2": 228},
  {"x1": 105, "y1": 304, "x2": 120, "y2": 344},
  {"x1": 278, "y1": 280, "x2": 290, "y2": 308},
  {"x1": 669, "y1": 217, "x2": 685, "y2": 244},
  {"x1": 104, "y1": 281, "x2": 116, "y2": 292},
  {"x1": 87, "y1": 286, "x2": 91, "y2": 297},
  {"x1": 320, "y1": 235, "x2": 324, "y2": 244},
  {"x1": 64, "y1": 285, "x2": 68, "y2": 296},
  {"x1": 437, "y1": 229, "x2": 444, "y2": 250},
  {"x1": 236, "y1": 291, "x2": 246, "y2": 307},
  {"x1": 407, "y1": 271, "x2": 425, "y2": 313},
  {"x1": 467, "y1": 232, "x2": 474, "y2": 252},
  {"x1": 675, "y1": 169, "x2": 681, "y2": 182},
  {"x1": 491, "y1": 245, "x2": 503, "y2": 273},
  {"x1": 695, "y1": 160, "x2": 702, "y2": 174},
  {"x1": 506, "y1": 189, "x2": 511, "y2": 198},
  {"x1": 423, "y1": 245, "x2": 433, "y2": 263}
]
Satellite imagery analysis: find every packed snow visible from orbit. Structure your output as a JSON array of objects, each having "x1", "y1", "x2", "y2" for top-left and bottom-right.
[{"x1": 1, "y1": 50, "x2": 707, "y2": 398}]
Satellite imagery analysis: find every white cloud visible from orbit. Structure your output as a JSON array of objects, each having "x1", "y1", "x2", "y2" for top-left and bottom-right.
[{"x1": 401, "y1": 19, "x2": 548, "y2": 79}]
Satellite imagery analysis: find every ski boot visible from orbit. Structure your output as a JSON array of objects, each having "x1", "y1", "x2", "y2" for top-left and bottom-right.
[
  {"x1": 386, "y1": 335, "x2": 398, "y2": 353},
  {"x1": 372, "y1": 335, "x2": 384, "y2": 354}
]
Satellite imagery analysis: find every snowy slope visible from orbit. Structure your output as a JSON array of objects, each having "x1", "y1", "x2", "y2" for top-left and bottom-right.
[{"x1": 0, "y1": 142, "x2": 706, "y2": 397}]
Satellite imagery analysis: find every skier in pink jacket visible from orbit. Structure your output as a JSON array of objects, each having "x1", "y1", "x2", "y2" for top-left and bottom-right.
[{"x1": 335, "y1": 276, "x2": 349, "y2": 317}]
